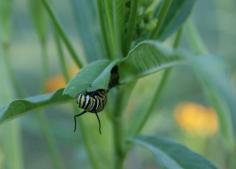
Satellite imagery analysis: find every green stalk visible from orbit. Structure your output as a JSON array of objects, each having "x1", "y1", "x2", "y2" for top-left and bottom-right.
[
  {"x1": 2, "y1": 42, "x2": 25, "y2": 97},
  {"x1": 112, "y1": 90, "x2": 125, "y2": 169},
  {"x1": 150, "y1": 0, "x2": 173, "y2": 38},
  {"x1": 185, "y1": 20, "x2": 208, "y2": 55},
  {"x1": 96, "y1": 0, "x2": 112, "y2": 58},
  {"x1": 132, "y1": 69, "x2": 171, "y2": 136},
  {"x1": 1, "y1": 19, "x2": 24, "y2": 168},
  {"x1": 126, "y1": 28, "x2": 183, "y2": 153},
  {"x1": 103, "y1": 0, "x2": 118, "y2": 58},
  {"x1": 1, "y1": 121, "x2": 24, "y2": 169},
  {"x1": 1, "y1": 42, "x2": 24, "y2": 169},
  {"x1": 40, "y1": 39, "x2": 49, "y2": 84},
  {"x1": 37, "y1": 40, "x2": 66, "y2": 169},
  {"x1": 36, "y1": 112, "x2": 65, "y2": 169},
  {"x1": 123, "y1": 0, "x2": 139, "y2": 55},
  {"x1": 113, "y1": 0, "x2": 125, "y2": 56},
  {"x1": 72, "y1": 105, "x2": 101, "y2": 169},
  {"x1": 54, "y1": 28, "x2": 100, "y2": 169},
  {"x1": 41, "y1": 0, "x2": 83, "y2": 68},
  {"x1": 54, "y1": 31, "x2": 70, "y2": 82}
]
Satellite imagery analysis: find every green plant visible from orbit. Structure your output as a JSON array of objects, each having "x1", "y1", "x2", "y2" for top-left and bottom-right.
[{"x1": 0, "y1": 0, "x2": 236, "y2": 169}]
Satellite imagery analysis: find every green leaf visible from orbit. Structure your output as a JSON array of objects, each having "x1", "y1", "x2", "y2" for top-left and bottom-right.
[
  {"x1": 157, "y1": 0, "x2": 196, "y2": 40},
  {"x1": 190, "y1": 55, "x2": 236, "y2": 147},
  {"x1": 118, "y1": 40, "x2": 183, "y2": 84},
  {"x1": 130, "y1": 136, "x2": 218, "y2": 169},
  {"x1": 71, "y1": 0, "x2": 106, "y2": 62},
  {"x1": 63, "y1": 60, "x2": 119, "y2": 97},
  {"x1": 0, "y1": 89, "x2": 71, "y2": 123}
]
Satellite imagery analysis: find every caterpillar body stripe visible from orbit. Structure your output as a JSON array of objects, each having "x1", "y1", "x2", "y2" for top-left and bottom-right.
[
  {"x1": 76, "y1": 89, "x2": 107, "y2": 113},
  {"x1": 74, "y1": 89, "x2": 107, "y2": 134}
]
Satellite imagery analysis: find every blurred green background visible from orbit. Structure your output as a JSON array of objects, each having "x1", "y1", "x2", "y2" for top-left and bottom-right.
[{"x1": 0, "y1": 0, "x2": 236, "y2": 169}]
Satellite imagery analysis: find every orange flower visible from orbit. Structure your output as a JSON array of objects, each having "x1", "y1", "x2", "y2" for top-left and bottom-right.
[
  {"x1": 45, "y1": 66, "x2": 79, "y2": 92},
  {"x1": 174, "y1": 102, "x2": 218, "y2": 136},
  {"x1": 45, "y1": 75, "x2": 66, "y2": 92}
]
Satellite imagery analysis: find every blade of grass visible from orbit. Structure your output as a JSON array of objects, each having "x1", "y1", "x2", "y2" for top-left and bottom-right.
[
  {"x1": 41, "y1": 0, "x2": 83, "y2": 68},
  {"x1": 96, "y1": 0, "x2": 113, "y2": 59},
  {"x1": 0, "y1": 1, "x2": 24, "y2": 168},
  {"x1": 36, "y1": 112, "x2": 65, "y2": 169},
  {"x1": 131, "y1": 69, "x2": 171, "y2": 136},
  {"x1": 72, "y1": 104, "x2": 101, "y2": 169},
  {"x1": 113, "y1": 0, "x2": 125, "y2": 56},
  {"x1": 103, "y1": 0, "x2": 118, "y2": 58},
  {"x1": 112, "y1": 90, "x2": 125, "y2": 169},
  {"x1": 129, "y1": 28, "x2": 183, "y2": 142},
  {"x1": 29, "y1": 4, "x2": 66, "y2": 165},
  {"x1": 38, "y1": 38, "x2": 66, "y2": 169},
  {"x1": 185, "y1": 20, "x2": 208, "y2": 55},
  {"x1": 54, "y1": 29, "x2": 101, "y2": 169},
  {"x1": 123, "y1": 0, "x2": 139, "y2": 55},
  {"x1": 150, "y1": 0, "x2": 173, "y2": 38},
  {"x1": 0, "y1": 54, "x2": 23, "y2": 169},
  {"x1": 70, "y1": 0, "x2": 106, "y2": 62},
  {"x1": 54, "y1": 31, "x2": 70, "y2": 82}
]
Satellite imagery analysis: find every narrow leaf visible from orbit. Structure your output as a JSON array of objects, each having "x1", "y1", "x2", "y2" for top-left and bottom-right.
[
  {"x1": 0, "y1": 89, "x2": 71, "y2": 123},
  {"x1": 71, "y1": 0, "x2": 105, "y2": 62},
  {"x1": 130, "y1": 136, "x2": 218, "y2": 169},
  {"x1": 28, "y1": 0, "x2": 47, "y2": 42},
  {"x1": 0, "y1": 0, "x2": 13, "y2": 42},
  {"x1": 157, "y1": 0, "x2": 196, "y2": 40}
]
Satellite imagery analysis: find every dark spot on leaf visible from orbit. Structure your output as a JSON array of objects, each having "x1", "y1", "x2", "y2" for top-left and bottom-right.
[{"x1": 108, "y1": 66, "x2": 119, "y2": 90}]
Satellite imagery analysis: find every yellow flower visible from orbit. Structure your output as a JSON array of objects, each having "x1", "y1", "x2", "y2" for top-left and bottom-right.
[
  {"x1": 45, "y1": 66, "x2": 79, "y2": 92},
  {"x1": 174, "y1": 102, "x2": 218, "y2": 136},
  {"x1": 69, "y1": 65, "x2": 79, "y2": 77}
]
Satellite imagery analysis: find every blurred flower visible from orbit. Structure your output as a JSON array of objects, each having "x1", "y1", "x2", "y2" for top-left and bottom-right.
[
  {"x1": 45, "y1": 66, "x2": 79, "y2": 92},
  {"x1": 45, "y1": 75, "x2": 66, "y2": 92},
  {"x1": 69, "y1": 65, "x2": 79, "y2": 77},
  {"x1": 174, "y1": 102, "x2": 218, "y2": 136}
]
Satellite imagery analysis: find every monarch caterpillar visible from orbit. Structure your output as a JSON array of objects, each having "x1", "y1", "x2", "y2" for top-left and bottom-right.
[{"x1": 74, "y1": 89, "x2": 107, "y2": 134}]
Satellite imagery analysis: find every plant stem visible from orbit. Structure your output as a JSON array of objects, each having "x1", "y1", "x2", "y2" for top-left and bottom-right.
[
  {"x1": 72, "y1": 105, "x2": 101, "y2": 169},
  {"x1": 150, "y1": 0, "x2": 173, "y2": 38},
  {"x1": 133, "y1": 69, "x2": 171, "y2": 136},
  {"x1": 41, "y1": 0, "x2": 83, "y2": 68},
  {"x1": 185, "y1": 20, "x2": 208, "y2": 55},
  {"x1": 54, "y1": 27, "x2": 100, "y2": 169},
  {"x1": 112, "y1": 90, "x2": 125, "y2": 169},
  {"x1": 36, "y1": 112, "x2": 65, "y2": 169},
  {"x1": 1, "y1": 41, "x2": 24, "y2": 169},
  {"x1": 54, "y1": 31, "x2": 70, "y2": 82},
  {"x1": 40, "y1": 39, "x2": 49, "y2": 85},
  {"x1": 38, "y1": 40, "x2": 66, "y2": 169},
  {"x1": 123, "y1": 0, "x2": 139, "y2": 55},
  {"x1": 103, "y1": 0, "x2": 117, "y2": 58},
  {"x1": 2, "y1": 42, "x2": 25, "y2": 97},
  {"x1": 113, "y1": 0, "x2": 125, "y2": 56},
  {"x1": 96, "y1": 0, "x2": 112, "y2": 59},
  {"x1": 133, "y1": 28, "x2": 183, "y2": 136}
]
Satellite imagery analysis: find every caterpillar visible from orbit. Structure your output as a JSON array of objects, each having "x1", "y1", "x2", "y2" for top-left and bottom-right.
[{"x1": 74, "y1": 89, "x2": 107, "y2": 134}]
